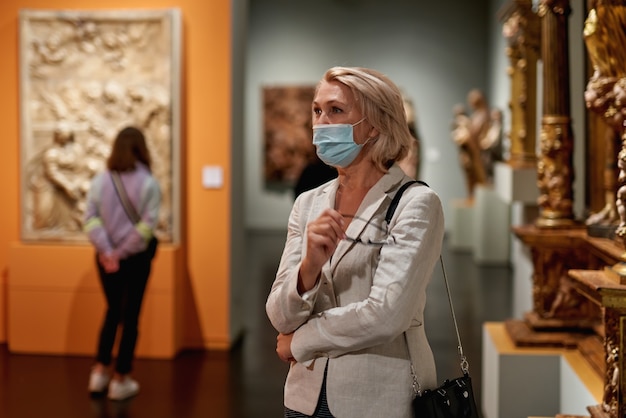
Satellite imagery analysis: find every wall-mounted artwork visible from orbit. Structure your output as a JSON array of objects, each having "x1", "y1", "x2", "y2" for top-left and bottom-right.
[
  {"x1": 263, "y1": 85, "x2": 316, "y2": 190},
  {"x1": 19, "y1": 8, "x2": 182, "y2": 243}
]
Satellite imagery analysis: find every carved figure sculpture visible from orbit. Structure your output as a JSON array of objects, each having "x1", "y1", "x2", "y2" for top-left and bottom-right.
[
  {"x1": 451, "y1": 89, "x2": 503, "y2": 200},
  {"x1": 31, "y1": 122, "x2": 93, "y2": 231}
]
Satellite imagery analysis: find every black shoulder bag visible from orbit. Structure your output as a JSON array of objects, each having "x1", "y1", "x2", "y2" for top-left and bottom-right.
[
  {"x1": 389, "y1": 180, "x2": 481, "y2": 418},
  {"x1": 110, "y1": 172, "x2": 158, "y2": 260}
]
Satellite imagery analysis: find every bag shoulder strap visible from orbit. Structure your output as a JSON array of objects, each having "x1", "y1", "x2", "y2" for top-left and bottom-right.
[
  {"x1": 110, "y1": 171, "x2": 141, "y2": 224},
  {"x1": 395, "y1": 180, "x2": 470, "y2": 395},
  {"x1": 385, "y1": 180, "x2": 428, "y2": 224}
]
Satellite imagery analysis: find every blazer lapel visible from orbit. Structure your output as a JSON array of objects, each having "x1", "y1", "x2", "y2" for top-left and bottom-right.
[{"x1": 329, "y1": 164, "x2": 406, "y2": 271}]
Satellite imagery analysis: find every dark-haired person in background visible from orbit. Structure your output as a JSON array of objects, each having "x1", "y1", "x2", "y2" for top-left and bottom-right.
[{"x1": 84, "y1": 126, "x2": 161, "y2": 401}]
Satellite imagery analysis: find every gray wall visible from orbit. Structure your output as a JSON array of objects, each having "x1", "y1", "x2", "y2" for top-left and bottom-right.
[
  {"x1": 230, "y1": 0, "x2": 249, "y2": 342},
  {"x1": 230, "y1": 0, "x2": 589, "y2": 342},
  {"x1": 242, "y1": 0, "x2": 588, "y2": 231},
  {"x1": 244, "y1": 0, "x2": 491, "y2": 231}
]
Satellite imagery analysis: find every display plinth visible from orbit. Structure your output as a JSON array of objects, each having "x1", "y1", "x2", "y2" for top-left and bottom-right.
[
  {"x1": 504, "y1": 318, "x2": 592, "y2": 348},
  {"x1": 450, "y1": 185, "x2": 510, "y2": 265},
  {"x1": 450, "y1": 198, "x2": 474, "y2": 251},
  {"x1": 473, "y1": 184, "x2": 510, "y2": 265},
  {"x1": 494, "y1": 161, "x2": 539, "y2": 205},
  {"x1": 482, "y1": 322, "x2": 602, "y2": 418},
  {"x1": 555, "y1": 415, "x2": 589, "y2": 418},
  {"x1": 8, "y1": 243, "x2": 185, "y2": 359}
]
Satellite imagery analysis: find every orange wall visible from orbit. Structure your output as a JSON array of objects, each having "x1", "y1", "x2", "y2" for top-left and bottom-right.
[{"x1": 0, "y1": 0, "x2": 232, "y2": 350}]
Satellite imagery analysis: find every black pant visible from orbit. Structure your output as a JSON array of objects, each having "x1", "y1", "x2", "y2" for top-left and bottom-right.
[{"x1": 95, "y1": 250, "x2": 151, "y2": 375}]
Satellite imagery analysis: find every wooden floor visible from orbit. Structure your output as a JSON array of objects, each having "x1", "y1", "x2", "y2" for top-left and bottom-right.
[{"x1": 0, "y1": 231, "x2": 513, "y2": 418}]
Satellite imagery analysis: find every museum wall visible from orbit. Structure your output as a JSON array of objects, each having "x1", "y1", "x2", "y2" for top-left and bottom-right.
[
  {"x1": 244, "y1": 0, "x2": 491, "y2": 231},
  {"x1": 229, "y1": 0, "x2": 248, "y2": 347},
  {"x1": 0, "y1": 0, "x2": 236, "y2": 351},
  {"x1": 243, "y1": 0, "x2": 589, "y2": 232}
]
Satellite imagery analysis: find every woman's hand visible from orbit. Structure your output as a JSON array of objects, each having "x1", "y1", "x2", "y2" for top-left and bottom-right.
[
  {"x1": 298, "y1": 209, "x2": 345, "y2": 293},
  {"x1": 98, "y1": 252, "x2": 120, "y2": 273},
  {"x1": 276, "y1": 332, "x2": 295, "y2": 363}
]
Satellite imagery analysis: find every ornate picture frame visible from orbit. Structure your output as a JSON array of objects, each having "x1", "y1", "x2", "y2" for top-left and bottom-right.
[{"x1": 19, "y1": 8, "x2": 182, "y2": 243}]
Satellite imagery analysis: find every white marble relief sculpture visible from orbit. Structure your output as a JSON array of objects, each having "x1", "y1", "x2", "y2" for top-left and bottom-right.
[{"x1": 19, "y1": 9, "x2": 181, "y2": 242}]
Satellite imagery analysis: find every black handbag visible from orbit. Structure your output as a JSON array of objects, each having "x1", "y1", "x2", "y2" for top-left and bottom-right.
[
  {"x1": 111, "y1": 172, "x2": 159, "y2": 259},
  {"x1": 411, "y1": 374, "x2": 480, "y2": 418},
  {"x1": 402, "y1": 254, "x2": 481, "y2": 418},
  {"x1": 391, "y1": 181, "x2": 481, "y2": 418}
]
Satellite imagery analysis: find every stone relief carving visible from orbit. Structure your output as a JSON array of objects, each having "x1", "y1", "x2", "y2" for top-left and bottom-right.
[{"x1": 19, "y1": 9, "x2": 181, "y2": 242}]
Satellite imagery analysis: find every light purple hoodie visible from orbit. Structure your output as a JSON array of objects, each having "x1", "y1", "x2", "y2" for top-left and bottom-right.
[{"x1": 84, "y1": 162, "x2": 161, "y2": 259}]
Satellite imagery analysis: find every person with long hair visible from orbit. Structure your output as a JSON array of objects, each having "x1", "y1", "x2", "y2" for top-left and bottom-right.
[
  {"x1": 266, "y1": 67, "x2": 444, "y2": 417},
  {"x1": 84, "y1": 126, "x2": 161, "y2": 401}
]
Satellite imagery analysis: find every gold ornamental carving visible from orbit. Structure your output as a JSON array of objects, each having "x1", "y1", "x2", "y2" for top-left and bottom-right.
[
  {"x1": 513, "y1": 226, "x2": 603, "y2": 334},
  {"x1": 599, "y1": 310, "x2": 620, "y2": 417},
  {"x1": 536, "y1": 115, "x2": 576, "y2": 227},
  {"x1": 530, "y1": 246, "x2": 600, "y2": 321},
  {"x1": 500, "y1": 0, "x2": 540, "y2": 168},
  {"x1": 584, "y1": 1, "x2": 626, "y2": 249},
  {"x1": 568, "y1": 267, "x2": 626, "y2": 418}
]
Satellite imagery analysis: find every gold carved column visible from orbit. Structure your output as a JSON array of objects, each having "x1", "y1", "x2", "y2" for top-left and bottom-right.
[
  {"x1": 536, "y1": 0, "x2": 577, "y2": 228},
  {"x1": 500, "y1": 0, "x2": 541, "y2": 168}
]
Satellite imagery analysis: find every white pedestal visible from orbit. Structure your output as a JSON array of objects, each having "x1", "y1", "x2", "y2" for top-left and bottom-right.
[
  {"x1": 473, "y1": 185, "x2": 510, "y2": 265},
  {"x1": 482, "y1": 322, "x2": 602, "y2": 418},
  {"x1": 494, "y1": 162, "x2": 539, "y2": 205},
  {"x1": 494, "y1": 161, "x2": 540, "y2": 316},
  {"x1": 510, "y1": 202, "x2": 538, "y2": 318},
  {"x1": 450, "y1": 198, "x2": 474, "y2": 251}
]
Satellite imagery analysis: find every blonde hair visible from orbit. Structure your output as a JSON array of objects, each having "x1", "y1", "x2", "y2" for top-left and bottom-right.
[{"x1": 319, "y1": 66, "x2": 412, "y2": 172}]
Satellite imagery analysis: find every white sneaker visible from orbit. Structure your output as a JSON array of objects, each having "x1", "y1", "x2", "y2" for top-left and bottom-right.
[
  {"x1": 108, "y1": 377, "x2": 140, "y2": 401},
  {"x1": 88, "y1": 369, "x2": 110, "y2": 393}
]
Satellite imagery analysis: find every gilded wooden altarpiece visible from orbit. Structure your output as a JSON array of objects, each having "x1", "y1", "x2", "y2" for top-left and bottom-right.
[
  {"x1": 19, "y1": 9, "x2": 182, "y2": 243},
  {"x1": 508, "y1": 2, "x2": 626, "y2": 416}
]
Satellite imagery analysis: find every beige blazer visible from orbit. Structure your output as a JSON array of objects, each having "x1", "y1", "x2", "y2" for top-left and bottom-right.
[{"x1": 266, "y1": 164, "x2": 445, "y2": 418}]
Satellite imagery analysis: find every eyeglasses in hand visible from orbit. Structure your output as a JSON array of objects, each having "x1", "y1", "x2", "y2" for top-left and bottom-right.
[{"x1": 341, "y1": 214, "x2": 395, "y2": 246}]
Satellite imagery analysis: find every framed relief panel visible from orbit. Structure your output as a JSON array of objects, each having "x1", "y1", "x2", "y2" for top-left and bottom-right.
[
  {"x1": 19, "y1": 8, "x2": 182, "y2": 243},
  {"x1": 263, "y1": 85, "x2": 316, "y2": 191}
]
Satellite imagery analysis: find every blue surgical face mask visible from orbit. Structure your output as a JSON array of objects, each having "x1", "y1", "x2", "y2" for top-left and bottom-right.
[{"x1": 312, "y1": 118, "x2": 368, "y2": 168}]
